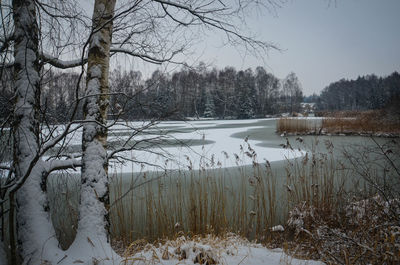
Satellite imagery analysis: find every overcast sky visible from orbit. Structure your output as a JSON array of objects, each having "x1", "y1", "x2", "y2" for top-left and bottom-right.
[
  {"x1": 190, "y1": 0, "x2": 400, "y2": 95},
  {"x1": 103, "y1": 0, "x2": 400, "y2": 96}
]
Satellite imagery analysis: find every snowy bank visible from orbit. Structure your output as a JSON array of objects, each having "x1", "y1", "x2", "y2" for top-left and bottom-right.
[{"x1": 119, "y1": 234, "x2": 323, "y2": 265}]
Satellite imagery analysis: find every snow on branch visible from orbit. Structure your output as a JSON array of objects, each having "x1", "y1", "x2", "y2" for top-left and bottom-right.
[
  {"x1": 44, "y1": 158, "x2": 81, "y2": 173},
  {"x1": 40, "y1": 52, "x2": 88, "y2": 69},
  {"x1": 110, "y1": 47, "x2": 182, "y2": 64},
  {"x1": 40, "y1": 46, "x2": 180, "y2": 68}
]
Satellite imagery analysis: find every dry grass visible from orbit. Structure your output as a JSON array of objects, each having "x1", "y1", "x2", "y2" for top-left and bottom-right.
[
  {"x1": 108, "y1": 137, "x2": 364, "y2": 256},
  {"x1": 284, "y1": 195, "x2": 400, "y2": 264},
  {"x1": 45, "y1": 135, "x2": 400, "y2": 264},
  {"x1": 120, "y1": 233, "x2": 244, "y2": 263},
  {"x1": 109, "y1": 141, "x2": 280, "y2": 247},
  {"x1": 277, "y1": 118, "x2": 321, "y2": 135},
  {"x1": 322, "y1": 110, "x2": 400, "y2": 135},
  {"x1": 277, "y1": 110, "x2": 400, "y2": 135},
  {"x1": 118, "y1": 232, "x2": 308, "y2": 265},
  {"x1": 282, "y1": 138, "x2": 400, "y2": 264},
  {"x1": 47, "y1": 173, "x2": 80, "y2": 249}
]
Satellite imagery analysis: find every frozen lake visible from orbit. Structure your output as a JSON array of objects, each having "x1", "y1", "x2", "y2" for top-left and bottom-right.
[
  {"x1": 45, "y1": 118, "x2": 400, "y2": 246},
  {"x1": 103, "y1": 118, "x2": 391, "y2": 172},
  {"x1": 107, "y1": 118, "x2": 304, "y2": 172}
]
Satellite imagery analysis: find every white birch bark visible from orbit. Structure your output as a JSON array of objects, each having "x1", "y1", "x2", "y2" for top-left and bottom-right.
[
  {"x1": 10, "y1": 1, "x2": 56, "y2": 263},
  {"x1": 12, "y1": 0, "x2": 40, "y2": 187},
  {"x1": 9, "y1": 0, "x2": 120, "y2": 263},
  {"x1": 69, "y1": 0, "x2": 117, "y2": 259},
  {"x1": 31, "y1": 1, "x2": 120, "y2": 263}
]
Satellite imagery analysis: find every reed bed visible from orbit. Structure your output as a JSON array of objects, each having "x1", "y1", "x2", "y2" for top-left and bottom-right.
[
  {"x1": 48, "y1": 138, "x2": 349, "y2": 248},
  {"x1": 277, "y1": 111, "x2": 400, "y2": 135},
  {"x1": 282, "y1": 138, "x2": 400, "y2": 264},
  {"x1": 321, "y1": 111, "x2": 400, "y2": 134},
  {"x1": 108, "y1": 142, "x2": 281, "y2": 246},
  {"x1": 43, "y1": 135, "x2": 400, "y2": 264},
  {"x1": 277, "y1": 118, "x2": 321, "y2": 135},
  {"x1": 47, "y1": 138, "x2": 355, "y2": 248},
  {"x1": 107, "y1": 138, "x2": 357, "y2": 249},
  {"x1": 47, "y1": 172, "x2": 80, "y2": 250}
]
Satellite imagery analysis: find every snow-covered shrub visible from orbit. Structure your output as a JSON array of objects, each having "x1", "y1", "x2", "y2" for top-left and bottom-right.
[
  {"x1": 287, "y1": 202, "x2": 317, "y2": 235},
  {"x1": 286, "y1": 195, "x2": 400, "y2": 264},
  {"x1": 346, "y1": 195, "x2": 400, "y2": 226}
]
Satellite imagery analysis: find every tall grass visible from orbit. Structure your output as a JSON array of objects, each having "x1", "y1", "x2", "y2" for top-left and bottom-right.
[
  {"x1": 320, "y1": 113, "x2": 399, "y2": 134},
  {"x1": 277, "y1": 111, "x2": 400, "y2": 135},
  {"x1": 108, "y1": 143, "x2": 280, "y2": 246},
  {"x1": 284, "y1": 138, "x2": 400, "y2": 264},
  {"x1": 47, "y1": 136, "x2": 391, "y2": 263},
  {"x1": 277, "y1": 118, "x2": 321, "y2": 134},
  {"x1": 106, "y1": 138, "x2": 360, "y2": 249},
  {"x1": 47, "y1": 172, "x2": 80, "y2": 249}
]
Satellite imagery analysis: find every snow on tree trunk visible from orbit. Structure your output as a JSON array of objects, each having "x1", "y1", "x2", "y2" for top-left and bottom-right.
[
  {"x1": 12, "y1": 0, "x2": 40, "y2": 190},
  {"x1": 9, "y1": 0, "x2": 121, "y2": 264},
  {"x1": 11, "y1": 1, "x2": 58, "y2": 263},
  {"x1": 72, "y1": 0, "x2": 116, "y2": 256}
]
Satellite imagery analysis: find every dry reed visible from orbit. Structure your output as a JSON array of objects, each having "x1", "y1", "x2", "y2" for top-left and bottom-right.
[
  {"x1": 277, "y1": 111, "x2": 400, "y2": 136},
  {"x1": 108, "y1": 141, "x2": 280, "y2": 246},
  {"x1": 277, "y1": 118, "x2": 321, "y2": 135},
  {"x1": 44, "y1": 133, "x2": 399, "y2": 264}
]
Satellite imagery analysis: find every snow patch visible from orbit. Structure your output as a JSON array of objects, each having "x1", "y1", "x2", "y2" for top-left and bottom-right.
[
  {"x1": 120, "y1": 234, "x2": 323, "y2": 265},
  {"x1": 271, "y1": 225, "x2": 285, "y2": 232}
]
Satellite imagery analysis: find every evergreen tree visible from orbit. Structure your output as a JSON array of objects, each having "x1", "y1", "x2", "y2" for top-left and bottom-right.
[{"x1": 203, "y1": 89, "x2": 216, "y2": 117}]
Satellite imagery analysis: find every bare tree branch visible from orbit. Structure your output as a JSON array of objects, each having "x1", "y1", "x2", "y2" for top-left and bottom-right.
[{"x1": 40, "y1": 52, "x2": 88, "y2": 69}]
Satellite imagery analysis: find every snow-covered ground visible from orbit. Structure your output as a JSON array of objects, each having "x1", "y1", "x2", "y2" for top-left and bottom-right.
[{"x1": 119, "y1": 234, "x2": 323, "y2": 265}]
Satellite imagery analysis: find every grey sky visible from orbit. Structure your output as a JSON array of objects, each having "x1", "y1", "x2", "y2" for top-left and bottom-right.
[
  {"x1": 100, "y1": 0, "x2": 400, "y2": 95},
  {"x1": 194, "y1": 0, "x2": 400, "y2": 95}
]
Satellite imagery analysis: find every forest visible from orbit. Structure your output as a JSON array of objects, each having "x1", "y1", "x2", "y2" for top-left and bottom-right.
[
  {"x1": 0, "y1": 65, "x2": 303, "y2": 122},
  {"x1": 315, "y1": 71, "x2": 400, "y2": 112},
  {"x1": 1, "y1": 0, "x2": 399, "y2": 264},
  {"x1": 2, "y1": 67, "x2": 399, "y2": 124}
]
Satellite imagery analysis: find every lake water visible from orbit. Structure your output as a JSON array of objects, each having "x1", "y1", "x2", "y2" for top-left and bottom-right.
[{"x1": 47, "y1": 118, "x2": 399, "y2": 246}]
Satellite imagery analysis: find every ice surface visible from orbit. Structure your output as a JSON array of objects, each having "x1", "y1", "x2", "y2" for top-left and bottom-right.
[
  {"x1": 108, "y1": 119, "x2": 303, "y2": 172},
  {"x1": 39, "y1": 119, "x2": 303, "y2": 173}
]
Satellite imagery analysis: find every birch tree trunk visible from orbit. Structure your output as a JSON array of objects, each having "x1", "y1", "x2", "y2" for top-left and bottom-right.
[
  {"x1": 11, "y1": 0, "x2": 41, "y2": 263},
  {"x1": 10, "y1": 1, "x2": 65, "y2": 263},
  {"x1": 12, "y1": 0, "x2": 40, "y2": 191},
  {"x1": 76, "y1": 0, "x2": 116, "y2": 246},
  {"x1": 9, "y1": 0, "x2": 120, "y2": 263}
]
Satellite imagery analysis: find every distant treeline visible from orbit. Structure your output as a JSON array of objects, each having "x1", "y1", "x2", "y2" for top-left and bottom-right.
[
  {"x1": 308, "y1": 72, "x2": 400, "y2": 112},
  {"x1": 109, "y1": 65, "x2": 303, "y2": 120},
  {"x1": 1, "y1": 67, "x2": 399, "y2": 123},
  {"x1": 1, "y1": 65, "x2": 303, "y2": 123}
]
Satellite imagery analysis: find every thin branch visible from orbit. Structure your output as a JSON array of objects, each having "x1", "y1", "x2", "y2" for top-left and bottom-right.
[{"x1": 153, "y1": 0, "x2": 279, "y2": 52}]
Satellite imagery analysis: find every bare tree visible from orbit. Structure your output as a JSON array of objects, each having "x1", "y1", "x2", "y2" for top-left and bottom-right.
[
  {"x1": 0, "y1": 1, "x2": 85, "y2": 264},
  {"x1": 282, "y1": 72, "x2": 303, "y2": 114},
  {"x1": 1, "y1": 0, "x2": 280, "y2": 264}
]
